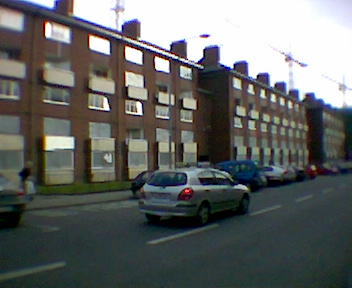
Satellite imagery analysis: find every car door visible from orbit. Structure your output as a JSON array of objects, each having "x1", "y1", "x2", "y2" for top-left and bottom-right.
[
  {"x1": 213, "y1": 171, "x2": 236, "y2": 210},
  {"x1": 197, "y1": 170, "x2": 222, "y2": 212}
]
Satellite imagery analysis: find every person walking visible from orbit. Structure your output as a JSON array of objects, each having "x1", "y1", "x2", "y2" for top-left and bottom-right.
[{"x1": 19, "y1": 161, "x2": 35, "y2": 197}]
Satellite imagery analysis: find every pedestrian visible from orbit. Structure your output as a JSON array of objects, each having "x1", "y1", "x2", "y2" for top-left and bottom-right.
[{"x1": 19, "y1": 161, "x2": 36, "y2": 197}]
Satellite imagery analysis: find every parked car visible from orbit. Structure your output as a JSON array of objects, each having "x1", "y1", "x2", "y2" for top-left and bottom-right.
[
  {"x1": 262, "y1": 165, "x2": 286, "y2": 185},
  {"x1": 130, "y1": 171, "x2": 154, "y2": 198},
  {"x1": 316, "y1": 163, "x2": 339, "y2": 175},
  {"x1": 0, "y1": 174, "x2": 32, "y2": 227},
  {"x1": 281, "y1": 165, "x2": 298, "y2": 182},
  {"x1": 138, "y1": 167, "x2": 250, "y2": 225},
  {"x1": 305, "y1": 164, "x2": 318, "y2": 179},
  {"x1": 291, "y1": 166, "x2": 307, "y2": 181},
  {"x1": 215, "y1": 160, "x2": 267, "y2": 191}
]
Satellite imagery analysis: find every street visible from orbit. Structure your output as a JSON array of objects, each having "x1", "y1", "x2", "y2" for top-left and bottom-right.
[{"x1": 1, "y1": 175, "x2": 352, "y2": 288}]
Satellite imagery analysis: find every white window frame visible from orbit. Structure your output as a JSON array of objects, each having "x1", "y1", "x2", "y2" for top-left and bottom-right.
[
  {"x1": 280, "y1": 97, "x2": 286, "y2": 107},
  {"x1": 260, "y1": 123, "x2": 268, "y2": 132},
  {"x1": 180, "y1": 66, "x2": 192, "y2": 80},
  {"x1": 271, "y1": 125, "x2": 277, "y2": 134},
  {"x1": 43, "y1": 86, "x2": 70, "y2": 105},
  {"x1": 89, "y1": 35, "x2": 111, "y2": 55},
  {"x1": 0, "y1": 7, "x2": 24, "y2": 32},
  {"x1": 88, "y1": 94, "x2": 111, "y2": 111},
  {"x1": 247, "y1": 83, "x2": 255, "y2": 95},
  {"x1": 260, "y1": 89, "x2": 266, "y2": 99},
  {"x1": 125, "y1": 100, "x2": 143, "y2": 116},
  {"x1": 154, "y1": 56, "x2": 170, "y2": 73},
  {"x1": 248, "y1": 120, "x2": 256, "y2": 131},
  {"x1": 155, "y1": 105, "x2": 170, "y2": 119},
  {"x1": 234, "y1": 117, "x2": 243, "y2": 128},
  {"x1": 0, "y1": 79, "x2": 20, "y2": 100},
  {"x1": 180, "y1": 109, "x2": 193, "y2": 123},
  {"x1": 271, "y1": 94, "x2": 277, "y2": 103},
  {"x1": 125, "y1": 46, "x2": 143, "y2": 65},
  {"x1": 44, "y1": 21, "x2": 71, "y2": 44},
  {"x1": 233, "y1": 77, "x2": 242, "y2": 89}
]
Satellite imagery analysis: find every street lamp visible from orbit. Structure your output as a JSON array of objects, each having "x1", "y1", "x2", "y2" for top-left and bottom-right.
[{"x1": 168, "y1": 34, "x2": 210, "y2": 169}]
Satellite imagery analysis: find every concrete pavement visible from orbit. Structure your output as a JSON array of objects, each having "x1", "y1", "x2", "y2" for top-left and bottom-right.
[{"x1": 27, "y1": 189, "x2": 134, "y2": 211}]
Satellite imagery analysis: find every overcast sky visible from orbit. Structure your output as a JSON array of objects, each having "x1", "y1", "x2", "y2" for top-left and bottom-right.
[{"x1": 23, "y1": 0, "x2": 352, "y2": 107}]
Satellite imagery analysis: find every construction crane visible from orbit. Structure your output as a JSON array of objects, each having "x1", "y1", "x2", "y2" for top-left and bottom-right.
[
  {"x1": 321, "y1": 74, "x2": 352, "y2": 107},
  {"x1": 268, "y1": 45, "x2": 308, "y2": 91},
  {"x1": 111, "y1": 0, "x2": 125, "y2": 30}
]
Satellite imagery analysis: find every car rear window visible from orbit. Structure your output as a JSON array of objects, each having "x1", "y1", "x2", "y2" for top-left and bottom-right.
[{"x1": 147, "y1": 172, "x2": 187, "y2": 187}]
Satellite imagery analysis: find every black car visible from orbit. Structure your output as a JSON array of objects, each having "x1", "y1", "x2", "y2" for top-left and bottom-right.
[{"x1": 130, "y1": 171, "x2": 153, "y2": 198}]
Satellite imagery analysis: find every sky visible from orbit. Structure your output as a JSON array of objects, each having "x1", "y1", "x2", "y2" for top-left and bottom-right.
[{"x1": 23, "y1": 0, "x2": 352, "y2": 108}]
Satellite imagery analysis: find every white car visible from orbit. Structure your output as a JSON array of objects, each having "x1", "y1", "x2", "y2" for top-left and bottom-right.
[
  {"x1": 138, "y1": 168, "x2": 250, "y2": 225},
  {"x1": 262, "y1": 165, "x2": 286, "y2": 184}
]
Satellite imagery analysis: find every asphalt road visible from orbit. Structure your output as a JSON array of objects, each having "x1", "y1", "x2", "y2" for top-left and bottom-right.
[{"x1": 1, "y1": 174, "x2": 352, "y2": 288}]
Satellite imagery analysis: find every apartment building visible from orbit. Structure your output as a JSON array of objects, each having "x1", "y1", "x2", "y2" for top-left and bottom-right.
[
  {"x1": 198, "y1": 46, "x2": 309, "y2": 166},
  {"x1": 0, "y1": 0, "x2": 201, "y2": 184},
  {"x1": 304, "y1": 94, "x2": 346, "y2": 164}
]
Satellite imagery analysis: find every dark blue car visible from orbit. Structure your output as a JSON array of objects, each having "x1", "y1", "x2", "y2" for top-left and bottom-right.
[{"x1": 215, "y1": 160, "x2": 267, "y2": 191}]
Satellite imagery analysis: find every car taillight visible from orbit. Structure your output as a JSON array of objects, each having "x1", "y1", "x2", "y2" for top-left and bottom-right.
[
  {"x1": 17, "y1": 189, "x2": 25, "y2": 196},
  {"x1": 140, "y1": 187, "x2": 146, "y2": 199},
  {"x1": 178, "y1": 188, "x2": 194, "y2": 201}
]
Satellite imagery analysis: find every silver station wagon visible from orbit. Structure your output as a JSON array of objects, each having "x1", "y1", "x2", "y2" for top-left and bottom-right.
[{"x1": 138, "y1": 168, "x2": 250, "y2": 225}]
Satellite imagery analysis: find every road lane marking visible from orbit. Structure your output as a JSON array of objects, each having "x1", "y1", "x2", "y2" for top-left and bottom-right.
[
  {"x1": 147, "y1": 224, "x2": 219, "y2": 245},
  {"x1": 250, "y1": 205, "x2": 282, "y2": 216},
  {"x1": 34, "y1": 225, "x2": 60, "y2": 232},
  {"x1": 322, "y1": 188, "x2": 334, "y2": 194},
  {"x1": 295, "y1": 195, "x2": 313, "y2": 203},
  {"x1": 0, "y1": 261, "x2": 66, "y2": 282}
]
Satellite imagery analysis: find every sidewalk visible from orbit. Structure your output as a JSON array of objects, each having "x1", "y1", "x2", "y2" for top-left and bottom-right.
[{"x1": 27, "y1": 190, "x2": 134, "y2": 211}]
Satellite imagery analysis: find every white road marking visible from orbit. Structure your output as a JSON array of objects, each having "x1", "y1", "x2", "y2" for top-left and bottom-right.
[
  {"x1": 322, "y1": 188, "x2": 334, "y2": 194},
  {"x1": 0, "y1": 261, "x2": 66, "y2": 282},
  {"x1": 34, "y1": 225, "x2": 60, "y2": 232},
  {"x1": 295, "y1": 194, "x2": 313, "y2": 203},
  {"x1": 147, "y1": 224, "x2": 219, "y2": 245},
  {"x1": 250, "y1": 205, "x2": 282, "y2": 216}
]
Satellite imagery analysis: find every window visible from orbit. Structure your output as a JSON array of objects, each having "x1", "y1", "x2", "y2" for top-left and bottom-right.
[
  {"x1": 43, "y1": 87, "x2": 70, "y2": 105},
  {"x1": 45, "y1": 150, "x2": 73, "y2": 169},
  {"x1": 0, "y1": 79, "x2": 20, "y2": 100},
  {"x1": 127, "y1": 129, "x2": 144, "y2": 139},
  {"x1": 234, "y1": 117, "x2": 243, "y2": 128},
  {"x1": 180, "y1": 91, "x2": 193, "y2": 99},
  {"x1": 125, "y1": 46, "x2": 143, "y2": 65},
  {"x1": 248, "y1": 120, "x2": 256, "y2": 130},
  {"x1": 0, "y1": 48, "x2": 20, "y2": 60},
  {"x1": 184, "y1": 152, "x2": 197, "y2": 164},
  {"x1": 180, "y1": 66, "x2": 192, "y2": 80},
  {"x1": 280, "y1": 127, "x2": 286, "y2": 136},
  {"x1": 234, "y1": 136, "x2": 244, "y2": 147},
  {"x1": 125, "y1": 100, "x2": 143, "y2": 116},
  {"x1": 261, "y1": 138, "x2": 268, "y2": 148},
  {"x1": 260, "y1": 89, "x2": 266, "y2": 99},
  {"x1": 90, "y1": 64, "x2": 110, "y2": 78},
  {"x1": 44, "y1": 117, "x2": 71, "y2": 136},
  {"x1": 180, "y1": 109, "x2": 193, "y2": 122},
  {"x1": 233, "y1": 77, "x2": 242, "y2": 89},
  {"x1": 0, "y1": 115, "x2": 20, "y2": 134},
  {"x1": 92, "y1": 151, "x2": 114, "y2": 168},
  {"x1": 89, "y1": 122, "x2": 111, "y2": 138},
  {"x1": 247, "y1": 84, "x2": 255, "y2": 95},
  {"x1": 125, "y1": 71, "x2": 144, "y2": 88},
  {"x1": 288, "y1": 100, "x2": 293, "y2": 109},
  {"x1": 181, "y1": 130, "x2": 194, "y2": 143},
  {"x1": 214, "y1": 171, "x2": 232, "y2": 185},
  {"x1": 45, "y1": 57, "x2": 71, "y2": 70},
  {"x1": 156, "y1": 128, "x2": 169, "y2": 142},
  {"x1": 154, "y1": 56, "x2": 170, "y2": 73},
  {"x1": 271, "y1": 94, "x2": 277, "y2": 103},
  {"x1": 271, "y1": 125, "x2": 277, "y2": 134},
  {"x1": 280, "y1": 97, "x2": 286, "y2": 106},
  {"x1": 45, "y1": 21, "x2": 71, "y2": 43},
  {"x1": 0, "y1": 151, "x2": 23, "y2": 170},
  {"x1": 198, "y1": 170, "x2": 216, "y2": 185},
  {"x1": 88, "y1": 94, "x2": 110, "y2": 111},
  {"x1": 261, "y1": 123, "x2": 268, "y2": 132},
  {"x1": 0, "y1": 7, "x2": 24, "y2": 32},
  {"x1": 89, "y1": 35, "x2": 111, "y2": 55},
  {"x1": 249, "y1": 136, "x2": 257, "y2": 147},
  {"x1": 128, "y1": 152, "x2": 147, "y2": 167},
  {"x1": 155, "y1": 105, "x2": 169, "y2": 119}
]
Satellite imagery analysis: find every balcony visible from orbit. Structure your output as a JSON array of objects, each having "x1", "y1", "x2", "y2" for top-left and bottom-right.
[
  {"x1": 89, "y1": 76, "x2": 115, "y2": 94},
  {"x1": 0, "y1": 59, "x2": 26, "y2": 79},
  {"x1": 127, "y1": 86, "x2": 148, "y2": 101},
  {"x1": 157, "y1": 91, "x2": 175, "y2": 105},
  {"x1": 182, "y1": 98, "x2": 197, "y2": 110},
  {"x1": 43, "y1": 67, "x2": 75, "y2": 87}
]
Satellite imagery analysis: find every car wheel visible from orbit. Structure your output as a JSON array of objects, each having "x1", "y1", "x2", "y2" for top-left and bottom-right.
[
  {"x1": 237, "y1": 196, "x2": 250, "y2": 215},
  {"x1": 5, "y1": 212, "x2": 22, "y2": 227},
  {"x1": 145, "y1": 213, "x2": 161, "y2": 223},
  {"x1": 196, "y1": 203, "x2": 210, "y2": 226}
]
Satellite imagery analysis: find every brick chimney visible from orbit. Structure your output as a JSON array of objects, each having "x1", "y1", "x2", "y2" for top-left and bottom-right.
[
  {"x1": 274, "y1": 82, "x2": 287, "y2": 94},
  {"x1": 234, "y1": 61, "x2": 248, "y2": 76},
  {"x1": 199, "y1": 46, "x2": 220, "y2": 68},
  {"x1": 289, "y1": 89, "x2": 299, "y2": 100},
  {"x1": 256, "y1": 73, "x2": 270, "y2": 86},
  {"x1": 54, "y1": 0, "x2": 74, "y2": 16},
  {"x1": 170, "y1": 40, "x2": 187, "y2": 58},
  {"x1": 122, "y1": 19, "x2": 141, "y2": 39}
]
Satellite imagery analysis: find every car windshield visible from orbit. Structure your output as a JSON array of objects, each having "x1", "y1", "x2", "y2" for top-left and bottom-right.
[{"x1": 147, "y1": 172, "x2": 187, "y2": 187}]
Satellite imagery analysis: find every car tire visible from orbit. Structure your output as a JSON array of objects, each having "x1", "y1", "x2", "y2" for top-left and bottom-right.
[
  {"x1": 5, "y1": 212, "x2": 22, "y2": 227},
  {"x1": 196, "y1": 203, "x2": 210, "y2": 226},
  {"x1": 145, "y1": 213, "x2": 161, "y2": 223},
  {"x1": 237, "y1": 196, "x2": 250, "y2": 215}
]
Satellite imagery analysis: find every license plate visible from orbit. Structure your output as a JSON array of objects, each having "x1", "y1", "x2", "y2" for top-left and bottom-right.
[
  {"x1": 0, "y1": 206, "x2": 14, "y2": 212},
  {"x1": 151, "y1": 192, "x2": 170, "y2": 199}
]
